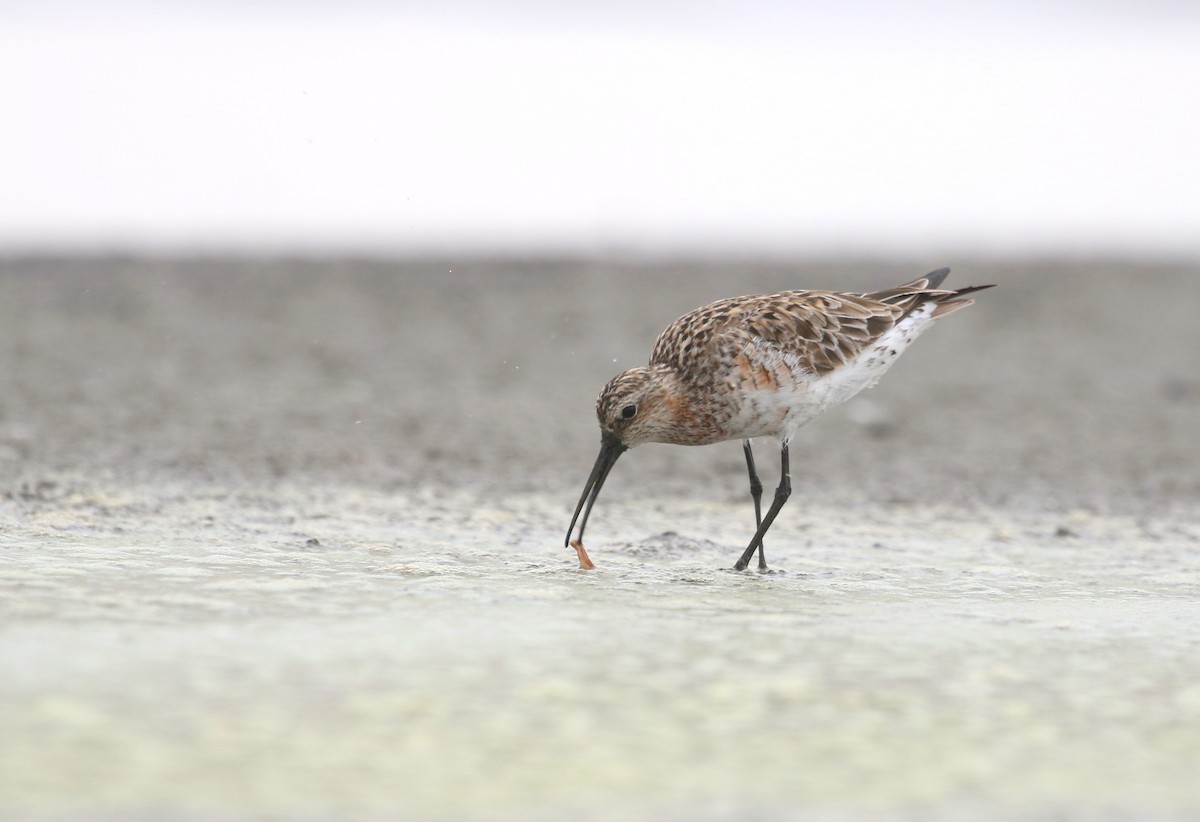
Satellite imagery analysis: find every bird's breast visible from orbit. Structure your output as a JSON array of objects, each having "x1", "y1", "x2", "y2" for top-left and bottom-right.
[{"x1": 692, "y1": 343, "x2": 816, "y2": 442}]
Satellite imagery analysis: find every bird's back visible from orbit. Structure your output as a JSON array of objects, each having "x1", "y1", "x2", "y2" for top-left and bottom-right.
[{"x1": 646, "y1": 269, "x2": 988, "y2": 442}]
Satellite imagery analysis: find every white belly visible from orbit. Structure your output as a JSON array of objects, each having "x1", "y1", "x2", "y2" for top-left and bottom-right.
[{"x1": 787, "y1": 303, "x2": 940, "y2": 439}]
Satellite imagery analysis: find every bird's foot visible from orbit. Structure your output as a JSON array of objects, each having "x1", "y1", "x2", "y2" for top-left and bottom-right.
[{"x1": 731, "y1": 557, "x2": 780, "y2": 574}]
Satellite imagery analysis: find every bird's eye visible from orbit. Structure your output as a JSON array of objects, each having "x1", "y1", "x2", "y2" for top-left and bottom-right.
[{"x1": 621, "y1": 404, "x2": 637, "y2": 420}]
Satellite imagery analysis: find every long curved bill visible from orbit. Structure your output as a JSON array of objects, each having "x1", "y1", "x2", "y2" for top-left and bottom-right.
[{"x1": 565, "y1": 430, "x2": 628, "y2": 548}]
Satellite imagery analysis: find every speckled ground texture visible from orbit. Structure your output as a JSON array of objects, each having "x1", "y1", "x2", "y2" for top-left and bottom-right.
[{"x1": 2, "y1": 258, "x2": 1198, "y2": 821}]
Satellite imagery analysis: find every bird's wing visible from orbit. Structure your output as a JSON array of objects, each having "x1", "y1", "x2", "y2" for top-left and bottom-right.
[
  {"x1": 737, "y1": 291, "x2": 904, "y2": 376},
  {"x1": 651, "y1": 290, "x2": 906, "y2": 378}
]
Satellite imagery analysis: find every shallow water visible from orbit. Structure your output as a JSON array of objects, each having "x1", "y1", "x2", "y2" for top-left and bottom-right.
[
  {"x1": 3, "y1": 480, "x2": 1199, "y2": 820},
  {"x1": 2, "y1": 259, "x2": 1199, "y2": 819}
]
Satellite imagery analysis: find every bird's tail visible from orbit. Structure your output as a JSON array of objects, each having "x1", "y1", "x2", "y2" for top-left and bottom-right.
[
  {"x1": 929, "y1": 283, "x2": 995, "y2": 318},
  {"x1": 866, "y1": 268, "x2": 995, "y2": 319}
]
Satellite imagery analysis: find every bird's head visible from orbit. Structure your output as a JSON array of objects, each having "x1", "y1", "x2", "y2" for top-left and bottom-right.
[
  {"x1": 564, "y1": 365, "x2": 681, "y2": 549},
  {"x1": 594, "y1": 365, "x2": 681, "y2": 448}
]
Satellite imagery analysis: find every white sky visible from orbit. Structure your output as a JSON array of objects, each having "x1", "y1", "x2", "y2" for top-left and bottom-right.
[{"x1": 2, "y1": 1, "x2": 1199, "y2": 256}]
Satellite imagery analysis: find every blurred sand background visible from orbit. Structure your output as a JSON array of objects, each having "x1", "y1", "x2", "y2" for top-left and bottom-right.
[{"x1": 2, "y1": 257, "x2": 1199, "y2": 820}]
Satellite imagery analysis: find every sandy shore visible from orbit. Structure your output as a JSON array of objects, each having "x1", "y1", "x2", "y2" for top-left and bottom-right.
[{"x1": 2, "y1": 257, "x2": 1198, "y2": 820}]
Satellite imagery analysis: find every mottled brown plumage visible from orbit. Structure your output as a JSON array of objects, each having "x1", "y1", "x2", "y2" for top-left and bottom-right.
[
  {"x1": 651, "y1": 270, "x2": 984, "y2": 378},
  {"x1": 568, "y1": 268, "x2": 993, "y2": 571}
]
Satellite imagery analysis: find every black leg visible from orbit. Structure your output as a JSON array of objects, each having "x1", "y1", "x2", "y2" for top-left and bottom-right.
[
  {"x1": 733, "y1": 441, "x2": 791, "y2": 571},
  {"x1": 742, "y1": 439, "x2": 767, "y2": 570}
]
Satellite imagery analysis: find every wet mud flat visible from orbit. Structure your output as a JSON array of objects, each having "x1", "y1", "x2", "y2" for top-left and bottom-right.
[{"x1": 1, "y1": 257, "x2": 1199, "y2": 820}]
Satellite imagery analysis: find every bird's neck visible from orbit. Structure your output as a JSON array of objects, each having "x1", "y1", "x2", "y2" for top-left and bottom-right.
[{"x1": 652, "y1": 367, "x2": 727, "y2": 447}]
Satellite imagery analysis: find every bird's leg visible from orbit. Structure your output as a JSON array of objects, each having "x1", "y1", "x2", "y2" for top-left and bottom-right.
[
  {"x1": 742, "y1": 439, "x2": 767, "y2": 570},
  {"x1": 733, "y1": 441, "x2": 791, "y2": 571}
]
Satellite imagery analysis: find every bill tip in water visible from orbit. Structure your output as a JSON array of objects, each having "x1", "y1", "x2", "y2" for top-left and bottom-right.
[{"x1": 569, "y1": 539, "x2": 596, "y2": 570}]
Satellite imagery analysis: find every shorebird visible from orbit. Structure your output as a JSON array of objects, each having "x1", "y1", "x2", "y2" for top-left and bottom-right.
[{"x1": 565, "y1": 268, "x2": 992, "y2": 571}]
